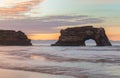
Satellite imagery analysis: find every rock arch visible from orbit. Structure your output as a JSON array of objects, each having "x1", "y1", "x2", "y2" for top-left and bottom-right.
[{"x1": 52, "y1": 26, "x2": 112, "y2": 46}]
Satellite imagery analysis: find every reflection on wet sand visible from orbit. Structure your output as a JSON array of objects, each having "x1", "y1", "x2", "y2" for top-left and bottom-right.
[{"x1": 30, "y1": 55, "x2": 47, "y2": 61}]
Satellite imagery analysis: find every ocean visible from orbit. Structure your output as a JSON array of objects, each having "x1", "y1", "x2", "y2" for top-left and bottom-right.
[{"x1": 0, "y1": 40, "x2": 120, "y2": 78}]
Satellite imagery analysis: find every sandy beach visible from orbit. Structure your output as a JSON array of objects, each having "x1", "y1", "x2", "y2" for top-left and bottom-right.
[{"x1": 0, "y1": 68, "x2": 73, "y2": 78}]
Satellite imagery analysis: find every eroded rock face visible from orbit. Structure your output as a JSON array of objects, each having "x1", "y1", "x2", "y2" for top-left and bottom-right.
[
  {"x1": 0, "y1": 30, "x2": 32, "y2": 46},
  {"x1": 52, "y1": 26, "x2": 112, "y2": 46}
]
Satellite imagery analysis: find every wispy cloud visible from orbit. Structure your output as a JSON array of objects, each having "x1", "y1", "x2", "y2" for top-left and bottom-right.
[
  {"x1": 0, "y1": 0, "x2": 44, "y2": 19},
  {"x1": 0, "y1": 15, "x2": 104, "y2": 33}
]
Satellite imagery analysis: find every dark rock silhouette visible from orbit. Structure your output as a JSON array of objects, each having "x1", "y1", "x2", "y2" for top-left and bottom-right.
[
  {"x1": 0, "y1": 30, "x2": 32, "y2": 46},
  {"x1": 52, "y1": 26, "x2": 112, "y2": 46}
]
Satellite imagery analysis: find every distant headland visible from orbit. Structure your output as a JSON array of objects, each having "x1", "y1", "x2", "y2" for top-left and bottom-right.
[
  {"x1": 52, "y1": 26, "x2": 112, "y2": 46},
  {"x1": 0, "y1": 30, "x2": 32, "y2": 46}
]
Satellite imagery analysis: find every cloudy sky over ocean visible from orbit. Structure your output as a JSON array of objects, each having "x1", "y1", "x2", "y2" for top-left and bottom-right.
[{"x1": 0, "y1": 0, "x2": 120, "y2": 40}]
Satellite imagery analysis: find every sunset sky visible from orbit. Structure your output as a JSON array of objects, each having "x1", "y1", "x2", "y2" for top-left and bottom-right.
[{"x1": 0, "y1": 0, "x2": 120, "y2": 40}]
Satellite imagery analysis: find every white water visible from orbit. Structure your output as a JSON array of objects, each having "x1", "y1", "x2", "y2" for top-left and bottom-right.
[{"x1": 0, "y1": 40, "x2": 119, "y2": 78}]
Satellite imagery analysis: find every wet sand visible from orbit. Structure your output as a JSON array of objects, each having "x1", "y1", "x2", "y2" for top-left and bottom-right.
[{"x1": 0, "y1": 68, "x2": 73, "y2": 78}]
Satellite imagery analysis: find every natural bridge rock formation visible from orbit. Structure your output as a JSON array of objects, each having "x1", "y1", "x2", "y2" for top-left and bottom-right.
[
  {"x1": 0, "y1": 30, "x2": 32, "y2": 46},
  {"x1": 52, "y1": 26, "x2": 112, "y2": 46}
]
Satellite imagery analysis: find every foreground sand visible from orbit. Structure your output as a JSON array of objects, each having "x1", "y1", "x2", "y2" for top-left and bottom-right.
[{"x1": 0, "y1": 68, "x2": 73, "y2": 78}]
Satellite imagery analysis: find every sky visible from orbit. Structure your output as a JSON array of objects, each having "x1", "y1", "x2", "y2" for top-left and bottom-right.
[{"x1": 0, "y1": 0, "x2": 120, "y2": 40}]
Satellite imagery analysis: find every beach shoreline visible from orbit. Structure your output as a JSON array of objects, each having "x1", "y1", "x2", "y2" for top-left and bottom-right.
[{"x1": 0, "y1": 68, "x2": 74, "y2": 78}]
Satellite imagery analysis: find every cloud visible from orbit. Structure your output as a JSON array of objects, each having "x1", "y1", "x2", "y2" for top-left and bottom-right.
[
  {"x1": 0, "y1": 0, "x2": 44, "y2": 18},
  {"x1": 0, "y1": 15, "x2": 104, "y2": 34}
]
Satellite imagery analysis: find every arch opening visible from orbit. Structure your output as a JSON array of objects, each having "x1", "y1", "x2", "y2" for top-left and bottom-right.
[{"x1": 85, "y1": 39, "x2": 96, "y2": 46}]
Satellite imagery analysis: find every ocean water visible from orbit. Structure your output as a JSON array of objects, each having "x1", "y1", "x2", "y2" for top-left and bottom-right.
[{"x1": 0, "y1": 40, "x2": 120, "y2": 78}]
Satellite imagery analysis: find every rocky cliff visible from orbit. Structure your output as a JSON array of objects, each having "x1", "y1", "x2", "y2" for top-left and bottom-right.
[
  {"x1": 0, "y1": 30, "x2": 32, "y2": 46},
  {"x1": 52, "y1": 26, "x2": 112, "y2": 46}
]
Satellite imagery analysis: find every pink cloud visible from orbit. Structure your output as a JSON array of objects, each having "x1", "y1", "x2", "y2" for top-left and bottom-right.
[{"x1": 0, "y1": 0, "x2": 44, "y2": 18}]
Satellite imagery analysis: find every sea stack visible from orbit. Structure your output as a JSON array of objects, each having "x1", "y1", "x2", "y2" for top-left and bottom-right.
[
  {"x1": 0, "y1": 30, "x2": 32, "y2": 46},
  {"x1": 52, "y1": 26, "x2": 112, "y2": 46}
]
